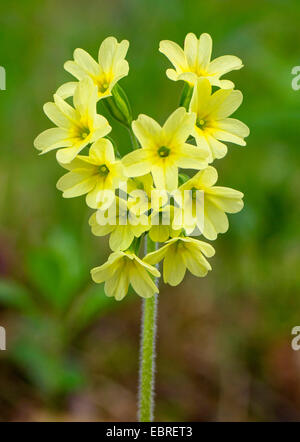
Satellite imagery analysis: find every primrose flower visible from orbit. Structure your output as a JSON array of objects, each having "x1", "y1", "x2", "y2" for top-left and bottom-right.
[
  {"x1": 34, "y1": 77, "x2": 111, "y2": 163},
  {"x1": 57, "y1": 37, "x2": 129, "y2": 100},
  {"x1": 89, "y1": 197, "x2": 150, "y2": 251},
  {"x1": 159, "y1": 32, "x2": 243, "y2": 89},
  {"x1": 174, "y1": 166, "x2": 244, "y2": 240},
  {"x1": 122, "y1": 108, "x2": 208, "y2": 191},
  {"x1": 56, "y1": 138, "x2": 125, "y2": 209},
  {"x1": 190, "y1": 78, "x2": 249, "y2": 161},
  {"x1": 144, "y1": 236, "x2": 215, "y2": 286},
  {"x1": 91, "y1": 251, "x2": 160, "y2": 300}
]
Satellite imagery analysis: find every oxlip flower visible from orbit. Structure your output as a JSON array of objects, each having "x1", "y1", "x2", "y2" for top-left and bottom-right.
[
  {"x1": 89, "y1": 197, "x2": 150, "y2": 251},
  {"x1": 159, "y1": 32, "x2": 243, "y2": 89},
  {"x1": 122, "y1": 107, "x2": 208, "y2": 191},
  {"x1": 57, "y1": 36, "x2": 129, "y2": 100},
  {"x1": 174, "y1": 166, "x2": 244, "y2": 240},
  {"x1": 34, "y1": 77, "x2": 111, "y2": 163},
  {"x1": 144, "y1": 236, "x2": 215, "y2": 286},
  {"x1": 56, "y1": 138, "x2": 125, "y2": 209},
  {"x1": 190, "y1": 78, "x2": 249, "y2": 161},
  {"x1": 91, "y1": 251, "x2": 160, "y2": 300}
]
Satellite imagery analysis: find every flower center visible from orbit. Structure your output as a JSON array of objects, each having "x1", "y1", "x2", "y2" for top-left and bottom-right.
[
  {"x1": 98, "y1": 164, "x2": 110, "y2": 176},
  {"x1": 196, "y1": 119, "x2": 206, "y2": 130},
  {"x1": 157, "y1": 146, "x2": 170, "y2": 158},
  {"x1": 99, "y1": 81, "x2": 109, "y2": 93},
  {"x1": 79, "y1": 127, "x2": 90, "y2": 139}
]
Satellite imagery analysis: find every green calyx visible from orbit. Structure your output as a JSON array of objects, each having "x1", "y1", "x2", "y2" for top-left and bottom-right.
[{"x1": 103, "y1": 83, "x2": 132, "y2": 127}]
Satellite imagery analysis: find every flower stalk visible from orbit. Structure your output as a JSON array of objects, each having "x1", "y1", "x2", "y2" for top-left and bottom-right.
[{"x1": 138, "y1": 236, "x2": 158, "y2": 422}]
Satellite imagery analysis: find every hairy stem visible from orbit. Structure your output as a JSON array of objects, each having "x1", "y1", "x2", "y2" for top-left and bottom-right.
[{"x1": 138, "y1": 236, "x2": 158, "y2": 422}]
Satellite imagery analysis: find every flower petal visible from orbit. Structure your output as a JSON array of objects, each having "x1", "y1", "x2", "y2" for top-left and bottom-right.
[
  {"x1": 159, "y1": 40, "x2": 187, "y2": 72},
  {"x1": 105, "y1": 271, "x2": 130, "y2": 300},
  {"x1": 56, "y1": 141, "x2": 88, "y2": 163},
  {"x1": 190, "y1": 166, "x2": 218, "y2": 189},
  {"x1": 73, "y1": 48, "x2": 99, "y2": 76},
  {"x1": 212, "y1": 90, "x2": 243, "y2": 119},
  {"x1": 98, "y1": 37, "x2": 129, "y2": 74},
  {"x1": 109, "y1": 226, "x2": 134, "y2": 251},
  {"x1": 149, "y1": 225, "x2": 170, "y2": 243},
  {"x1": 64, "y1": 60, "x2": 86, "y2": 80},
  {"x1": 34, "y1": 128, "x2": 71, "y2": 152},
  {"x1": 90, "y1": 252, "x2": 122, "y2": 283},
  {"x1": 130, "y1": 261, "x2": 158, "y2": 298},
  {"x1": 177, "y1": 143, "x2": 208, "y2": 169},
  {"x1": 189, "y1": 78, "x2": 211, "y2": 116},
  {"x1": 43, "y1": 102, "x2": 71, "y2": 128},
  {"x1": 216, "y1": 118, "x2": 250, "y2": 141},
  {"x1": 204, "y1": 134, "x2": 227, "y2": 160},
  {"x1": 54, "y1": 94, "x2": 78, "y2": 123},
  {"x1": 89, "y1": 212, "x2": 114, "y2": 236},
  {"x1": 132, "y1": 114, "x2": 162, "y2": 148},
  {"x1": 151, "y1": 164, "x2": 178, "y2": 191},
  {"x1": 203, "y1": 198, "x2": 229, "y2": 240},
  {"x1": 89, "y1": 138, "x2": 115, "y2": 163},
  {"x1": 73, "y1": 77, "x2": 98, "y2": 117},
  {"x1": 184, "y1": 33, "x2": 198, "y2": 68},
  {"x1": 163, "y1": 108, "x2": 195, "y2": 145},
  {"x1": 55, "y1": 82, "x2": 77, "y2": 99},
  {"x1": 122, "y1": 149, "x2": 151, "y2": 177},
  {"x1": 143, "y1": 242, "x2": 170, "y2": 265},
  {"x1": 208, "y1": 55, "x2": 243, "y2": 76},
  {"x1": 56, "y1": 170, "x2": 96, "y2": 198},
  {"x1": 163, "y1": 248, "x2": 186, "y2": 286},
  {"x1": 182, "y1": 247, "x2": 211, "y2": 277},
  {"x1": 197, "y1": 33, "x2": 212, "y2": 70},
  {"x1": 206, "y1": 187, "x2": 244, "y2": 213}
]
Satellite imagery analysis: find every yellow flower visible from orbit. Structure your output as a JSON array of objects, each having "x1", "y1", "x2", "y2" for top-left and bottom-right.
[
  {"x1": 122, "y1": 108, "x2": 208, "y2": 191},
  {"x1": 34, "y1": 77, "x2": 111, "y2": 164},
  {"x1": 56, "y1": 138, "x2": 125, "y2": 208},
  {"x1": 57, "y1": 37, "x2": 129, "y2": 100},
  {"x1": 159, "y1": 32, "x2": 243, "y2": 89},
  {"x1": 144, "y1": 236, "x2": 215, "y2": 286},
  {"x1": 89, "y1": 197, "x2": 150, "y2": 251},
  {"x1": 173, "y1": 166, "x2": 244, "y2": 240},
  {"x1": 190, "y1": 78, "x2": 249, "y2": 161},
  {"x1": 56, "y1": 137, "x2": 125, "y2": 208},
  {"x1": 91, "y1": 251, "x2": 160, "y2": 300}
]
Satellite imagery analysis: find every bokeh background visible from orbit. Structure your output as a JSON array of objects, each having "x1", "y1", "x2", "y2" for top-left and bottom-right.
[{"x1": 0, "y1": 0, "x2": 300, "y2": 422}]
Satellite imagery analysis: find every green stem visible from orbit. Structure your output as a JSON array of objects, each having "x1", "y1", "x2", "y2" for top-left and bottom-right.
[
  {"x1": 129, "y1": 127, "x2": 140, "y2": 150},
  {"x1": 138, "y1": 236, "x2": 158, "y2": 422}
]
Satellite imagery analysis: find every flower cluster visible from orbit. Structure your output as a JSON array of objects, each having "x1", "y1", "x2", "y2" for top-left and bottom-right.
[{"x1": 34, "y1": 33, "x2": 249, "y2": 301}]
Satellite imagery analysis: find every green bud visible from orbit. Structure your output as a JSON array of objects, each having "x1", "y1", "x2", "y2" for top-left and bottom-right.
[
  {"x1": 178, "y1": 173, "x2": 191, "y2": 186},
  {"x1": 179, "y1": 83, "x2": 194, "y2": 111},
  {"x1": 103, "y1": 83, "x2": 132, "y2": 127}
]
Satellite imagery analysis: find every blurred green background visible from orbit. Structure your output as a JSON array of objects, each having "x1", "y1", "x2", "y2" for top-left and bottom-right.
[{"x1": 0, "y1": 0, "x2": 300, "y2": 421}]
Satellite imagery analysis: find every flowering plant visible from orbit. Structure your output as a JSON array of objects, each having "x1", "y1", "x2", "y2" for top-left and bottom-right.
[{"x1": 34, "y1": 33, "x2": 249, "y2": 421}]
